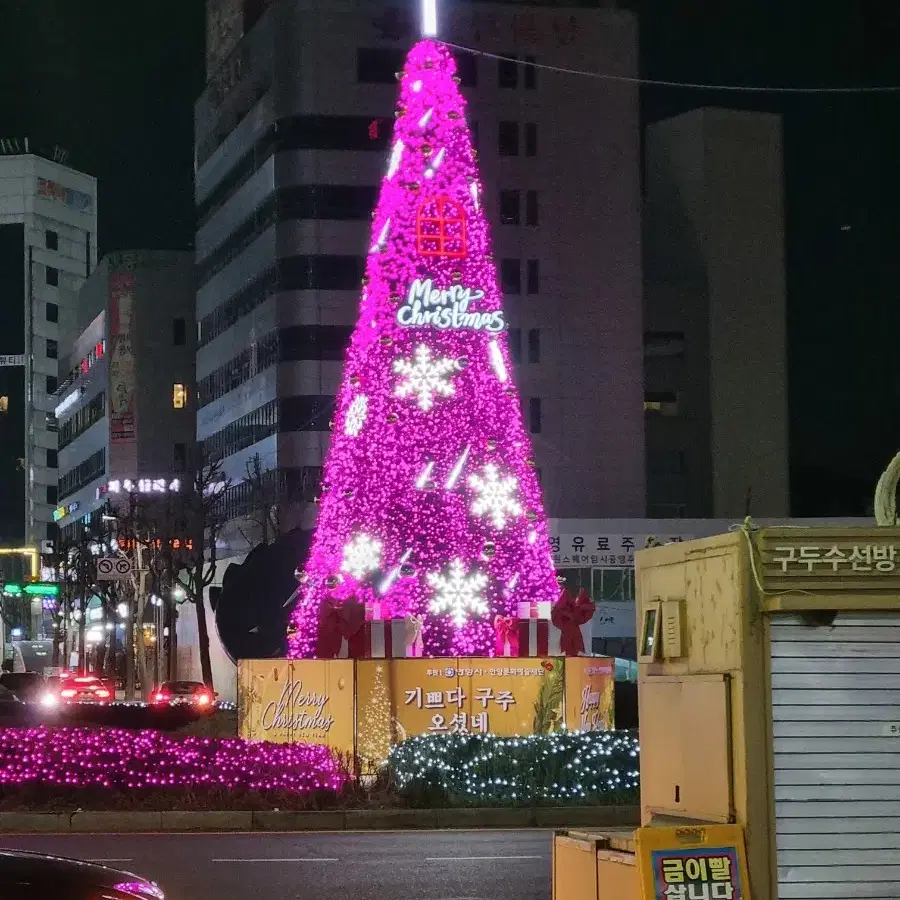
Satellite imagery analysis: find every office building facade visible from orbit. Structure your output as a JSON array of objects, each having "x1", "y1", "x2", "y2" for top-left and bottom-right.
[
  {"x1": 53, "y1": 250, "x2": 196, "y2": 540},
  {"x1": 195, "y1": 0, "x2": 645, "y2": 548},
  {"x1": 643, "y1": 108, "x2": 790, "y2": 518},
  {"x1": 0, "y1": 147, "x2": 97, "y2": 547}
]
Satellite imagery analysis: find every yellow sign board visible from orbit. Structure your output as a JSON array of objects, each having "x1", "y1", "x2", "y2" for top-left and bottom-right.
[
  {"x1": 238, "y1": 659, "x2": 355, "y2": 758},
  {"x1": 564, "y1": 656, "x2": 615, "y2": 731},
  {"x1": 239, "y1": 656, "x2": 616, "y2": 771},
  {"x1": 636, "y1": 824, "x2": 751, "y2": 900}
]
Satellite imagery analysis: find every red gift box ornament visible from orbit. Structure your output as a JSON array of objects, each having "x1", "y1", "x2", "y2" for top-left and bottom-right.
[
  {"x1": 550, "y1": 588, "x2": 594, "y2": 656},
  {"x1": 316, "y1": 596, "x2": 366, "y2": 658},
  {"x1": 494, "y1": 615, "x2": 519, "y2": 657}
]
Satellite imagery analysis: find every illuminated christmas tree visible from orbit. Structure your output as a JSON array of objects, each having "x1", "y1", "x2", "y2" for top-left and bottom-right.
[
  {"x1": 288, "y1": 40, "x2": 558, "y2": 658},
  {"x1": 358, "y1": 664, "x2": 394, "y2": 773}
]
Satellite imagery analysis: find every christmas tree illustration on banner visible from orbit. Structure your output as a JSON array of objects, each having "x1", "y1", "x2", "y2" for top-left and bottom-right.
[{"x1": 287, "y1": 40, "x2": 558, "y2": 659}]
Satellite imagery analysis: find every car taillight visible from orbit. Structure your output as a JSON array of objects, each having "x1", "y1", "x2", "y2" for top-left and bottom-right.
[
  {"x1": 60, "y1": 688, "x2": 76, "y2": 698},
  {"x1": 153, "y1": 692, "x2": 169, "y2": 703},
  {"x1": 95, "y1": 688, "x2": 110, "y2": 699},
  {"x1": 74, "y1": 677, "x2": 94, "y2": 684},
  {"x1": 195, "y1": 693, "x2": 211, "y2": 706}
]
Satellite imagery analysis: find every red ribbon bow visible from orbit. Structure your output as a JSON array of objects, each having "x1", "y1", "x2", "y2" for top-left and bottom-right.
[
  {"x1": 316, "y1": 596, "x2": 365, "y2": 658},
  {"x1": 550, "y1": 588, "x2": 595, "y2": 656},
  {"x1": 494, "y1": 615, "x2": 519, "y2": 657}
]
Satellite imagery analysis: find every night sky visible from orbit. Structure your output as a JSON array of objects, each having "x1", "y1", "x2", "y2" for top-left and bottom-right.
[{"x1": 3, "y1": 0, "x2": 899, "y2": 517}]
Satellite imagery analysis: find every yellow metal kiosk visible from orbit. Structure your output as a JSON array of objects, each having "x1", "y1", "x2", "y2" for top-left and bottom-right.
[{"x1": 554, "y1": 524, "x2": 900, "y2": 899}]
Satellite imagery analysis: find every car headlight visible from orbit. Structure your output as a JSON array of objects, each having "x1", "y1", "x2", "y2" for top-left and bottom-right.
[{"x1": 39, "y1": 693, "x2": 58, "y2": 708}]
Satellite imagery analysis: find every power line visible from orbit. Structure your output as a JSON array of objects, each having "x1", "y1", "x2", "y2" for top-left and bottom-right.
[{"x1": 442, "y1": 41, "x2": 900, "y2": 95}]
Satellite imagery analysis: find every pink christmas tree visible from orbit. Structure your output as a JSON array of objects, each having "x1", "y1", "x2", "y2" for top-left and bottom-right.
[{"x1": 287, "y1": 40, "x2": 558, "y2": 658}]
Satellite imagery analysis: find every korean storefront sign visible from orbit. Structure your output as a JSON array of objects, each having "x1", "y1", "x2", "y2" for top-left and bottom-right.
[
  {"x1": 551, "y1": 534, "x2": 689, "y2": 569},
  {"x1": 771, "y1": 543, "x2": 900, "y2": 574},
  {"x1": 637, "y1": 824, "x2": 751, "y2": 900}
]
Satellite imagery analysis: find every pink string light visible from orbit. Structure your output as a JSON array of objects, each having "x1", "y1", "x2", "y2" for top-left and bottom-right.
[{"x1": 0, "y1": 727, "x2": 346, "y2": 793}]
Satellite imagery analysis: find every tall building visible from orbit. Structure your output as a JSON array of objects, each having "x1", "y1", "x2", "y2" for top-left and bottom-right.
[
  {"x1": 0, "y1": 144, "x2": 97, "y2": 548},
  {"x1": 53, "y1": 250, "x2": 196, "y2": 541},
  {"x1": 643, "y1": 108, "x2": 789, "y2": 518},
  {"x1": 195, "y1": 0, "x2": 644, "y2": 549}
]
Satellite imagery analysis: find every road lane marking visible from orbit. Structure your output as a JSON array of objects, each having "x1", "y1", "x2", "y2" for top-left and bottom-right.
[
  {"x1": 425, "y1": 855, "x2": 543, "y2": 862},
  {"x1": 212, "y1": 858, "x2": 338, "y2": 863}
]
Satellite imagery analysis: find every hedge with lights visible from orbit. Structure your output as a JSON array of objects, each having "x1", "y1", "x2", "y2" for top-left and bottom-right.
[
  {"x1": 387, "y1": 730, "x2": 640, "y2": 806},
  {"x1": 0, "y1": 726, "x2": 347, "y2": 797}
]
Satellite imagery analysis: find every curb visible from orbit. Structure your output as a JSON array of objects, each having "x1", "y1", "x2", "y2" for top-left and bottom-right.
[{"x1": 0, "y1": 805, "x2": 639, "y2": 834}]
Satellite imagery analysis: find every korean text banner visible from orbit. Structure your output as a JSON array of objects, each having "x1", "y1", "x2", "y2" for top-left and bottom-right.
[
  {"x1": 238, "y1": 659, "x2": 354, "y2": 758},
  {"x1": 636, "y1": 824, "x2": 751, "y2": 900},
  {"x1": 357, "y1": 658, "x2": 567, "y2": 769}
]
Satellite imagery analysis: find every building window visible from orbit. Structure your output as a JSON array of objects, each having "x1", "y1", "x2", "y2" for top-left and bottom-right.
[
  {"x1": 499, "y1": 190, "x2": 520, "y2": 225},
  {"x1": 356, "y1": 47, "x2": 406, "y2": 84},
  {"x1": 46, "y1": 485, "x2": 57, "y2": 505},
  {"x1": 172, "y1": 317, "x2": 187, "y2": 346},
  {"x1": 174, "y1": 442, "x2": 187, "y2": 472},
  {"x1": 173, "y1": 383, "x2": 188, "y2": 409},
  {"x1": 528, "y1": 329, "x2": 541, "y2": 363},
  {"x1": 644, "y1": 391, "x2": 680, "y2": 416},
  {"x1": 0, "y1": 396, "x2": 7, "y2": 413},
  {"x1": 524, "y1": 55, "x2": 537, "y2": 90},
  {"x1": 45, "y1": 230, "x2": 58, "y2": 251},
  {"x1": 500, "y1": 259, "x2": 521, "y2": 294},
  {"x1": 526, "y1": 259, "x2": 540, "y2": 295},
  {"x1": 46, "y1": 302, "x2": 58, "y2": 323},
  {"x1": 648, "y1": 449, "x2": 686, "y2": 476},
  {"x1": 46, "y1": 448, "x2": 57, "y2": 468},
  {"x1": 46, "y1": 266, "x2": 59, "y2": 287},
  {"x1": 46, "y1": 338, "x2": 58, "y2": 359},
  {"x1": 528, "y1": 397, "x2": 542, "y2": 434},
  {"x1": 498, "y1": 54, "x2": 518, "y2": 88},
  {"x1": 525, "y1": 190, "x2": 539, "y2": 226},
  {"x1": 644, "y1": 331, "x2": 686, "y2": 358},
  {"x1": 45, "y1": 375, "x2": 57, "y2": 394},
  {"x1": 499, "y1": 122, "x2": 519, "y2": 157},
  {"x1": 525, "y1": 123, "x2": 538, "y2": 157},
  {"x1": 508, "y1": 328, "x2": 522, "y2": 364}
]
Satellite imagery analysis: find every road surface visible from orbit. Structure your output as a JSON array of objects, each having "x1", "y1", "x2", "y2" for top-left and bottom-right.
[{"x1": 0, "y1": 829, "x2": 552, "y2": 899}]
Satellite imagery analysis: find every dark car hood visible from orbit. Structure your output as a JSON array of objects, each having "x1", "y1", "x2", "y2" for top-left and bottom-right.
[{"x1": 0, "y1": 849, "x2": 158, "y2": 891}]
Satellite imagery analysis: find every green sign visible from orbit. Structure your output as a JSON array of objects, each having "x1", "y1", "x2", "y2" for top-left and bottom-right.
[{"x1": 2, "y1": 583, "x2": 59, "y2": 597}]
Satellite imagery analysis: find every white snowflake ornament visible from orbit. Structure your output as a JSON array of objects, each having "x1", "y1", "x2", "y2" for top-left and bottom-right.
[
  {"x1": 341, "y1": 533, "x2": 382, "y2": 580},
  {"x1": 428, "y1": 558, "x2": 489, "y2": 628},
  {"x1": 469, "y1": 464, "x2": 523, "y2": 529},
  {"x1": 393, "y1": 344, "x2": 459, "y2": 412},
  {"x1": 345, "y1": 395, "x2": 368, "y2": 436}
]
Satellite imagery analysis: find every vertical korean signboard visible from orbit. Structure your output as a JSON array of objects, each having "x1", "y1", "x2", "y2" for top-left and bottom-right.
[
  {"x1": 637, "y1": 824, "x2": 751, "y2": 900},
  {"x1": 108, "y1": 273, "x2": 136, "y2": 445}
]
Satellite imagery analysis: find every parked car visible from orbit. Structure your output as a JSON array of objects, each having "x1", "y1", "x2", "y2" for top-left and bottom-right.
[
  {"x1": 58, "y1": 675, "x2": 112, "y2": 704},
  {"x1": 151, "y1": 680, "x2": 216, "y2": 710},
  {"x1": 0, "y1": 685, "x2": 25, "y2": 718},
  {"x1": 0, "y1": 849, "x2": 164, "y2": 899},
  {"x1": 0, "y1": 672, "x2": 45, "y2": 704}
]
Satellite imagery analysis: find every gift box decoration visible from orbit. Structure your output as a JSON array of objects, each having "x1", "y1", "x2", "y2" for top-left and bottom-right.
[
  {"x1": 517, "y1": 588, "x2": 595, "y2": 656},
  {"x1": 516, "y1": 599, "x2": 552, "y2": 620},
  {"x1": 494, "y1": 615, "x2": 520, "y2": 657}
]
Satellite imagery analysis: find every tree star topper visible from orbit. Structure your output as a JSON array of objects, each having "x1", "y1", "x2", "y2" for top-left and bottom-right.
[
  {"x1": 427, "y1": 558, "x2": 489, "y2": 628},
  {"x1": 393, "y1": 344, "x2": 459, "y2": 411},
  {"x1": 469, "y1": 463, "x2": 523, "y2": 529}
]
